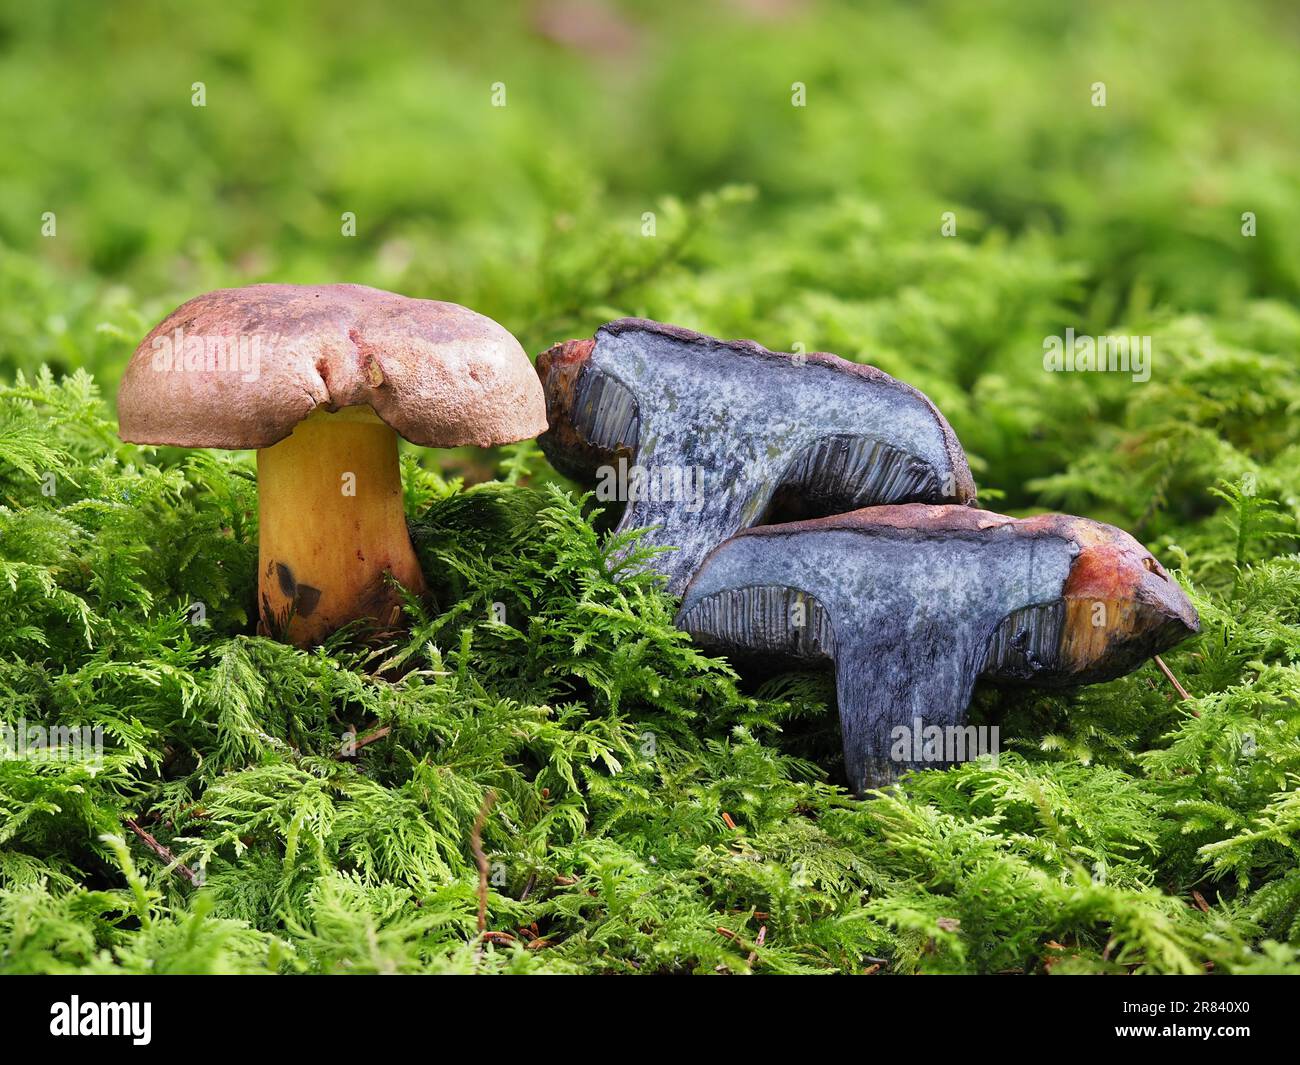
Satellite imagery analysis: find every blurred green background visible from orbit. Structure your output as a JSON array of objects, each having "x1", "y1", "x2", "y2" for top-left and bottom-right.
[{"x1": 2, "y1": 0, "x2": 1299, "y2": 524}]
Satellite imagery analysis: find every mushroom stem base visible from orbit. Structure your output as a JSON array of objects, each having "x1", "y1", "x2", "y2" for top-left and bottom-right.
[{"x1": 256, "y1": 407, "x2": 426, "y2": 646}]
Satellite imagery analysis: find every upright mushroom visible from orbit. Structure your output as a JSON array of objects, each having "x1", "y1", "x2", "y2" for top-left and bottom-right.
[
  {"x1": 676, "y1": 504, "x2": 1200, "y2": 792},
  {"x1": 118, "y1": 283, "x2": 546, "y2": 646},
  {"x1": 537, "y1": 319, "x2": 976, "y2": 594}
]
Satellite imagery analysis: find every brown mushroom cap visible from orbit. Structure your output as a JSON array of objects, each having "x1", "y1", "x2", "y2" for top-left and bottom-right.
[{"x1": 117, "y1": 284, "x2": 548, "y2": 449}]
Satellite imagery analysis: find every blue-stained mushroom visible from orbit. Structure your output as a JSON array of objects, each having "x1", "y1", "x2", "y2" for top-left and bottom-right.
[
  {"x1": 536, "y1": 319, "x2": 976, "y2": 594},
  {"x1": 676, "y1": 504, "x2": 1200, "y2": 793}
]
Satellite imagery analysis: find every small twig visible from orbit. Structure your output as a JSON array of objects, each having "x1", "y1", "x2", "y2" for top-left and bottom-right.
[
  {"x1": 717, "y1": 924, "x2": 763, "y2": 960},
  {"x1": 124, "y1": 818, "x2": 198, "y2": 885},
  {"x1": 1154, "y1": 655, "x2": 1196, "y2": 713},
  {"x1": 334, "y1": 723, "x2": 391, "y2": 759},
  {"x1": 353, "y1": 725, "x2": 392, "y2": 751},
  {"x1": 472, "y1": 790, "x2": 498, "y2": 936}
]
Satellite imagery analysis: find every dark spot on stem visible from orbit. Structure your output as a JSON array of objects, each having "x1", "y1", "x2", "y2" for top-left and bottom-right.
[
  {"x1": 275, "y1": 562, "x2": 296, "y2": 598},
  {"x1": 295, "y1": 584, "x2": 322, "y2": 617}
]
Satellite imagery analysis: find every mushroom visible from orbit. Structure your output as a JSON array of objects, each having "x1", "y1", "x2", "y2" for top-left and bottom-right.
[
  {"x1": 676, "y1": 504, "x2": 1200, "y2": 793},
  {"x1": 117, "y1": 283, "x2": 547, "y2": 646},
  {"x1": 537, "y1": 319, "x2": 976, "y2": 594}
]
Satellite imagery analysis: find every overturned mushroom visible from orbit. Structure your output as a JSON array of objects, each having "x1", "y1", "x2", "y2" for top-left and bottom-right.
[
  {"x1": 676, "y1": 504, "x2": 1199, "y2": 793},
  {"x1": 537, "y1": 319, "x2": 976, "y2": 593},
  {"x1": 118, "y1": 283, "x2": 546, "y2": 646}
]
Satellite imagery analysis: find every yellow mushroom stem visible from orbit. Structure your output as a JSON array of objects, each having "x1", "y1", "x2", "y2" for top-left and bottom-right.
[{"x1": 256, "y1": 405, "x2": 426, "y2": 646}]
